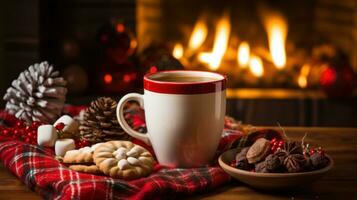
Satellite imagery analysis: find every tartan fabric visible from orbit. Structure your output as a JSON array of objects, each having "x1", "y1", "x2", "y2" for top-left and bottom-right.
[{"x1": 0, "y1": 106, "x2": 281, "y2": 200}]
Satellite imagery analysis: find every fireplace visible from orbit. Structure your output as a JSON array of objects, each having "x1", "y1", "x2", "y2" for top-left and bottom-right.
[
  {"x1": 0, "y1": 0, "x2": 356, "y2": 126},
  {"x1": 137, "y1": 0, "x2": 357, "y2": 89}
]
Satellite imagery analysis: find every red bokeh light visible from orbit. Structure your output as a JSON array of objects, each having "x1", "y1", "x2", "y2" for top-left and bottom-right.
[
  {"x1": 104, "y1": 74, "x2": 113, "y2": 84},
  {"x1": 123, "y1": 74, "x2": 131, "y2": 83},
  {"x1": 149, "y1": 66, "x2": 158, "y2": 73},
  {"x1": 116, "y1": 23, "x2": 125, "y2": 33},
  {"x1": 320, "y1": 67, "x2": 336, "y2": 86}
]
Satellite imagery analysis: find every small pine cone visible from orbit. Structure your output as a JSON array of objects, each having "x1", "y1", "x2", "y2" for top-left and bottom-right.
[
  {"x1": 3, "y1": 61, "x2": 67, "y2": 123},
  {"x1": 283, "y1": 154, "x2": 306, "y2": 173},
  {"x1": 79, "y1": 97, "x2": 131, "y2": 143},
  {"x1": 284, "y1": 141, "x2": 303, "y2": 155}
]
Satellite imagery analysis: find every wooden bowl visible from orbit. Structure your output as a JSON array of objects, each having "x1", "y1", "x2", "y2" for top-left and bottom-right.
[{"x1": 218, "y1": 148, "x2": 333, "y2": 190}]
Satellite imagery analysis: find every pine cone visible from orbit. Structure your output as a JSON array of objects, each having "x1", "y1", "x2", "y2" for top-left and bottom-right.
[
  {"x1": 79, "y1": 97, "x2": 130, "y2": 143},
  {"x1": 3, "y1": 61, "x2": 67, "y2": 123},
  {"x1": 284, "y1": 154, "x2": 306, "y2": 173},
  {"x1": 274, "y1": 141, "x2": 303, "y2": 161}
]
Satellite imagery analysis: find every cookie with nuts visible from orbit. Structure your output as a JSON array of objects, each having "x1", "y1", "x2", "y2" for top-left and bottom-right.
[{"x1": 93, "y1": 141, "x2": 154, "y2": 180}]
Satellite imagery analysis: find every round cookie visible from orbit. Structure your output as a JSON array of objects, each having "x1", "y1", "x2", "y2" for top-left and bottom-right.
[{"x1": 93, "y1": 141, "x2": 154, "y2": 180}]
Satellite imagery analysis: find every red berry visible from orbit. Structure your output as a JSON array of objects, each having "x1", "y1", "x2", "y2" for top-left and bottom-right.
[
  {"x1": 230, "y1": 159, "x2": 237, "y2": 167},
  {"x1": 55, "y1": 123, "x2": 65, "y2": 131},
  {"x1": 25, "y1": 126, "x2": 32, "y2": 131},
  {"x1": 310, "y1": 149, "x2": 315, "y2": 155},
  {"x1": 15, "y1": 121, "x2": 24, "y2": 128},
  {"x1": 271, "y1": 138, "x2": 277, "y2": 143},
  {"x1": 27, "y1": 132, "x2": 33, "y2": 137},
  {"x1": 32, "y1": 121, "x2": 42, "y2": 127}
]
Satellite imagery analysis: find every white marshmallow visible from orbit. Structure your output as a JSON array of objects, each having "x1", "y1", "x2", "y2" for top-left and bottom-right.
[
  {"x1": 54, "y1": 115, "x2": 79, "y2": 134},
  {"x1": 37, "y1": 125, "x2": 58, "y2": 147},
  {"x1": 55, "y1": 139, "x2": 75, "y2": 157}
]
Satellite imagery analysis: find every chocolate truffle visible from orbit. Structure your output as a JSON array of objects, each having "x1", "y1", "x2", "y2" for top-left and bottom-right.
[
  {"x1": 265, "y1": 154, "x2": 283, "y2": 172},
  {"x1": 255, "y1": 161, "x2": 268, "y2": 173},
  {"x1": 235, "y1": 147, "x2": 249, "y2": 162},
  {"x1": 310, "y1": 153, "x2": 329, "y2": 169}
]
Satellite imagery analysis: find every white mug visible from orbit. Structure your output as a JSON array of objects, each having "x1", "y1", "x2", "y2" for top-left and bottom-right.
[{"x1": 116, "y1": 70, "x2": 226, "y2": 167}]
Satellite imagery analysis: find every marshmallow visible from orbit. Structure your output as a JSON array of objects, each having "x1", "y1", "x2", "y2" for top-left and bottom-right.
[
  {"x1": 37, "y1": 125, "x2": 58, "y2": 147},
  {"x1": 54, "y1": 115, "x2": 79, "y2": 134},
  {"x1": 55, "y1": 139, "x2": 75, "y2": 157}
]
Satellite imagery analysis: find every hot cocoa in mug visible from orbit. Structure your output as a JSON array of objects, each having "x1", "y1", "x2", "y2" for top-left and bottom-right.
[{"x1": 116, "y1": 70, "x2": 226, "y2": 167}]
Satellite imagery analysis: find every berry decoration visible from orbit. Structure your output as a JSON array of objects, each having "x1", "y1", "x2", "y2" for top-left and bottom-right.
[
  {"x1": 270, "y1": 138, "x2": 284, "y2": 153},
  {"x1": 0, "y1": 119, "x2": 43, "y2": 145},
  {"x1": 75, "y1": 139, "x2": 91, "y2": 149}
]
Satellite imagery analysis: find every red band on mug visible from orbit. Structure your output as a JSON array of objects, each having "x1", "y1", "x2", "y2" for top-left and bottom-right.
[{"x1": 144, "y1": 70, "x2": 226, "y2": 94}]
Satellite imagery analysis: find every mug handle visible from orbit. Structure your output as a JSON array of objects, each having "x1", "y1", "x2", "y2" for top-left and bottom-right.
[{"x1": 116, "y1": 93, "x2": 151, "y2": 145}]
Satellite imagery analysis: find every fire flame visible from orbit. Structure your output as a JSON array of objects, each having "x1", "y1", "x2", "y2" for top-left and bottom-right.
[
  {"x1": 237, "y1": 41, "x2": 250, "y2": 68},
  {"x1": 249, "y1": 55, "x2": 264, "y2": 77},
  {"x1": 172, "y1": 43, "x2": 184, "y2": 59},
  {"x1": 188, "y1": 20, "x2": 208, "y2": 51},
  {"x1": 263, "y1": 12, "x2": 287, "y2": 69},
  {"x1": 298, "y1": 64, "x2": 310, "y2": 88},
  {"x1": 198, "y1": 13, "x2": 231, "y2": 70}
]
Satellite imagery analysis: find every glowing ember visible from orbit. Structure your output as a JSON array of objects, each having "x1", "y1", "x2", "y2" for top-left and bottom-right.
[
  {"x1": 298, "y1": 64, "x2": 311, "y2": 88},
  {"x1": 172, "y1": 43, "x2": 184, "y2": 59},
  {"x1": 198, "y1": 13, "x2": 231, "y2": 70},
  {"x1": 249, "y1": 55, "x2": 264, "y2": 77},
  {"x1": 237, "y1": 41, "x2": 250, "y2": 68},
  {"x1": 188, "y1": 20, "x2": 208, "y2": 52},
  {"x1": 262, "y1": 12, "x2": 288, "y2": 69}
]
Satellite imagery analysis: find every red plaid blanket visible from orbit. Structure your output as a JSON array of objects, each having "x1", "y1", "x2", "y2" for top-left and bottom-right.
[{"x1": 0, "y1": 106, "x2": 282, "y2": 200}]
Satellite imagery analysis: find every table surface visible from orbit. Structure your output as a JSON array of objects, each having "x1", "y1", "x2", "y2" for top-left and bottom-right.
[{"x1": 1, "y1": 127, "x2": 357, "y2": 199}]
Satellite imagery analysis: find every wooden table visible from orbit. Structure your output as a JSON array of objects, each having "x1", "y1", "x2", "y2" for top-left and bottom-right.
[{"x1": 1, "y1": 127, "x2": 357, "y2": 199}]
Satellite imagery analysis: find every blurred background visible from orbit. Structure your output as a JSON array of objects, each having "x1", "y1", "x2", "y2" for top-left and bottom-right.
[{"x1": 0, "y1": 0, "x2": 356, "y2": 127}]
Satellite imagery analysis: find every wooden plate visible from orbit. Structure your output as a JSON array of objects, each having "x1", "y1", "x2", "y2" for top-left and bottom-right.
[{"x1": 218, "y1": 148, "x2": 333, "y2": 190}]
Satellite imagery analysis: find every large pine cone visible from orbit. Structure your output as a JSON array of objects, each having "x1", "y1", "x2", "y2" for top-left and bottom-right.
[
  {"x1": 3, "y1": 61, "x2": 67, "y2": 123},
  {"x1": 79, "y1": 97, "x2": 131, "y2": 143}
]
